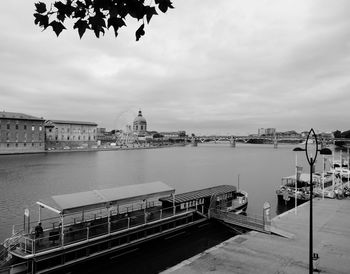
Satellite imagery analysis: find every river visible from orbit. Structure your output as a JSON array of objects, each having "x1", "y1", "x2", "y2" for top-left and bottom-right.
[
  {"x1": 1, "y1": 143, "x2": 330, "y2": 273},
  {"x1": 0, "y1": 142, "x2": 327, "y2": 242}
]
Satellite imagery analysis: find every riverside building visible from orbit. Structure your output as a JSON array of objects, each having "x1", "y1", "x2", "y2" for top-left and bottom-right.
[
  {"x1": 45, "y1": 120, "x2": 98, "y2": 150},
  {"x1": 0, "y1": 111, "x2": 45, "y2": 154}
]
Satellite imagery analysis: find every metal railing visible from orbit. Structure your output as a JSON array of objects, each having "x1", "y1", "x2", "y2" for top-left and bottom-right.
[
  {"x1": 210, "y1": 209, "x2": 268, "y2": 233},
  {"x1": 13, "y1": 204, "x2": 192, "y2": 256}
]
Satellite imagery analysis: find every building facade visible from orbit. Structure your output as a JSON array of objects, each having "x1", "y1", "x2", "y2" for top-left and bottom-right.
[
  {"x1": 133, "y1": 110, "x2": 147, "y2": 136},
  {"x1": 45, "y1": 120, "x2": 98, "y2": 150},
  {"x1": 0, "y1": 111, "x2": 45, "y2": 154}
]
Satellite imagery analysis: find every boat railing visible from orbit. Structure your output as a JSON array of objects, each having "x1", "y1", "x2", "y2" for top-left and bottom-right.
[
  {"x1": 11, "y1": 201, "x2": 162, "y2": 236},
  {"x1": 12, "y1": 204, "x2": 193, "y2": 256}
]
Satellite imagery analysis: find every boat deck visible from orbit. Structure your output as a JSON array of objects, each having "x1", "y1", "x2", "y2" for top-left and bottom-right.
[{"x1": 11, "y1": 205, "x2": 188, "y2": 258}]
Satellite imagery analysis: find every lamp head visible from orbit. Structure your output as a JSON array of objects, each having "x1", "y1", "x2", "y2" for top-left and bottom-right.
[
  {"x1": 319, "y1": 148, "x2": 332, "y2": 155},
  {"x1": 293, "y1": 147, "x2": 305, "y2": 152}
]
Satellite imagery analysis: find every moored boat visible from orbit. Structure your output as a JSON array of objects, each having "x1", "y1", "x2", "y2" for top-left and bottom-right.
[{"x1": 0, "y1": 182, "x2": 247, "y2": 274}]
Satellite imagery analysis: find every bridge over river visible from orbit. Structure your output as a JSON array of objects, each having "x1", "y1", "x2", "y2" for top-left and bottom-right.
[{"x1": 189, "y1": 135, "x2": 350, "y2": 149}]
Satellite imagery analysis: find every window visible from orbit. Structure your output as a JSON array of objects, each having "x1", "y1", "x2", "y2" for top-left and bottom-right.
[
  {"x1": 7, "y1": 143, "x2": 10, "y2": 147},
  {"x1": 67, "y1": 136, "x2": 70, "y2": 140},
  {"x1": 24, "y1": 143, "x2": 26, "y2": 147},
  {"x1": 49, "y1": 128, "x2": 52, "y2": 132},
  {"x1": 6, "y1": 132, "x2": 9, "y2": 141},
  {"x1": 7, "y1": 124, "x2": 10, "y2": 130},
  {"x1": 32, "y1": 126, "x2": 35, "y2": 131},
  {"x1": 88, "y1": 136, "x2": 91, "y2": 141},
  {"x1": 24, "y1": 125, "x2": 27, "y2": 130},
  {"x1": 62, "y1": 135, "x2": 64, "y2": 140},
  {"x1": 32, "y1": 143, "x2": 34, "y2": 146},
  {"x1": 15, "y1": 143, "x2": 18, "y2": 147},
  {"x1": 78, "y1": 136, "x2": 80, "y2": 140},
  {"x1": 39, "y1": 126, "x2": 42, "y2": 131},
  {"x1": 15, "y1": 124, "x2": 19, "y2": 130}
]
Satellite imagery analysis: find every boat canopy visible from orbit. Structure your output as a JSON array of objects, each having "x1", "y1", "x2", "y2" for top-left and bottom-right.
[
  {"x1": 160, "y1": 185, "x2": 237, "y2": 204},
  {"x1": 37, "y1": 181, "x2": 175, "y2": 215}
]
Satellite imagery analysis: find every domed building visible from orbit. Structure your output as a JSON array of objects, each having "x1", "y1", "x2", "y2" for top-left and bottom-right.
[{"x1": 133, "y1": 110, "x2": 147, "y2": 136}]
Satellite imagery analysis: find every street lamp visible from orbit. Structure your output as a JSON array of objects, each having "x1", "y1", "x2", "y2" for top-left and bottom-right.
[{"x1": 293, "y1": 128, "x2": 332, "y2": 273}]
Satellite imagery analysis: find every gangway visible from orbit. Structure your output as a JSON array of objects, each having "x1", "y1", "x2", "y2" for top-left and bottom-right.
[{"x1": 209, "y1": 208, "x2": 270, "y2": 234}]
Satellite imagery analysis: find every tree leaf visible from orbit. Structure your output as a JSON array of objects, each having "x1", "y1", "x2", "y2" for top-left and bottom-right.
[
  {"x1": 108, "y1": 17, "x2": 126, "y2": 37},
  {"x1": 145, "y1": 6, "x2": 158, "y2": 24},
  {"x1": 50, "y1": 20, "x2": 66, "y2": 36},
  {"x1": 156, "y1": 0, "x2": 174, "y2": 13},
  {"x1": 35, "y1": 2, "x2": 47, "y2": 14},
  {"x1": 34, "y1": 13, "x2": 49, "y2": 29},
  {"x1": 73, "y1": 19, "x2": 89, "y2": 38},
  {"x1": 135, "y1": 23, "x2": 145, "y2": 41}
]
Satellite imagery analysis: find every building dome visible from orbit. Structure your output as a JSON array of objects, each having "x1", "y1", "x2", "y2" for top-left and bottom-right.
[
  {"x1": 133, "y1": 110, "x2": 147, "y2": 123},
  {"x1": 133, "y1": 110, "x2": 147, "y2": 134}
]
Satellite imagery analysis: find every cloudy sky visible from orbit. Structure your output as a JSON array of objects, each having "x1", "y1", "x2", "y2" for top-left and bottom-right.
[{"x1": 1, "y1": 0, "x2": 350, "y2": 135}]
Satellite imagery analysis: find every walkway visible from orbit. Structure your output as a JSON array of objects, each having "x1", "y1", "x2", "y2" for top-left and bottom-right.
[{"x1": 163, "y1": 198, "x2": 350, "y2": 274}]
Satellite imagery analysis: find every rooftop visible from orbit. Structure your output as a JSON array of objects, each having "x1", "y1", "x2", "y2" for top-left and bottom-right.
[{"x1": 0, "y1": 111, "x2": 44, "y2": 121}]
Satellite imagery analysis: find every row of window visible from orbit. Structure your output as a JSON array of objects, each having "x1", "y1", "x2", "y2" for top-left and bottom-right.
[
  {"x1": 0, "y1": 124, "x2": 42, "y2": 131},
  {"x1": 134, "y1": 125, "x2": 145, "y2": 131},
  {"x1": 0, "y1": 132, "x2": 42, "y2": 141},
  {"x1": 48, "y1": 128, "x2": 96, "y2": 133},
  {"x1": 180, "y1": 198, "x2": 205, "y2": 210},
  {"x1": 0, "y1": 142, "x2": 43, "y2": 148},
  {"x1": 47, "y1": 135, "x2": 95, "y2": 141}
]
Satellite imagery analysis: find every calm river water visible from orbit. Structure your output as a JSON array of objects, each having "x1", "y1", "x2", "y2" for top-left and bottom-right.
[{"x1": 0, "y1": 142, "x2": 325, "y2": 243}]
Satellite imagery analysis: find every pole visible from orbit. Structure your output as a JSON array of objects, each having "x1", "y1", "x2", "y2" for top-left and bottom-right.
[
  {"x1": 322, "y1": 155, "x2": 325, "y2": 199},
  {"x1": 309, "y1": 159, "x2": 313, "y2": 274},
  {"x1": 238, "y1": 174, "x2": 240, "y2": 191},
  {"x1": 347, "y1": 148, "x2": 350, "y2": 187},
  {"x1": 295, "y1": 153, "x2": 298, "y2": 215},
  {"x1": 332, "y1": 148, "x2": 335, "y2": 192}
]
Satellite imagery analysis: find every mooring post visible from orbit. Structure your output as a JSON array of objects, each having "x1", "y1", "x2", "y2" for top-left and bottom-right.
[
  {"x1": 273, "y1": 134, "x2": 278, "y2": 149},
  {"x1": 230, "y1": 136, "x2": 236, "y2": 148}
]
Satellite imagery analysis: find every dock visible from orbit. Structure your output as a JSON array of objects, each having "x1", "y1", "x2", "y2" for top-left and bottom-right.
[{"x1": 162, "y1": 198, "x2": 350, "y2": 274}]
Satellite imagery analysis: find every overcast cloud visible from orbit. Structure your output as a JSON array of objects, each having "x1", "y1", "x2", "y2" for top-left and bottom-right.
[{"x1": 1, "y1": 0, "x2": 350, "y2": 135}]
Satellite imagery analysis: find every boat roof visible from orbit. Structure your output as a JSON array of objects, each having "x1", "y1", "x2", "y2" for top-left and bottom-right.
[
  {"x1": 159, "y1": 185, "x2": 237, "y2": 204},
  {"x1": 37, "y1": 181, "x2": 174, "y2": 215}
]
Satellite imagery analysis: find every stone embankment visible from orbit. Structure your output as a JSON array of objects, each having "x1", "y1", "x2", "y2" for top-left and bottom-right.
[{"x1": 47, "y1": 143, "x2": 186, "y2": 153}]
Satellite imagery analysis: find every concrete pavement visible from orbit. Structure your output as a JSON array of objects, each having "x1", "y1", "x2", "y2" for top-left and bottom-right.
[{"x1": 162, "y1": 198, "x2": 350, "y2": 274}]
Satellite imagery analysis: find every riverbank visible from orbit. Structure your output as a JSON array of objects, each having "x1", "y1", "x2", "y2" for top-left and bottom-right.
[
  {"x1": 47, "y1": 143, "x2": 186, "y2": 153},
  {"x1": 163, "y1": 197, "x2": 350, "y2": 274}
]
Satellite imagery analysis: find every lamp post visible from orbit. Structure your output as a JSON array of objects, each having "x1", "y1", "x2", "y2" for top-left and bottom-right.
[{"x1": 293, "y1": 128, "x2": 332, "y2": 273}]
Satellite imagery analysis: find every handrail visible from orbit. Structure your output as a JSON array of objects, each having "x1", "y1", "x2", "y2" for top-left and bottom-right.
[
  {"x1": 209, "y1": 208, "x2": 268, "y2": 233},
  {"x1": 12, "y1": 204, "x2": 193, "y2": 256}
]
